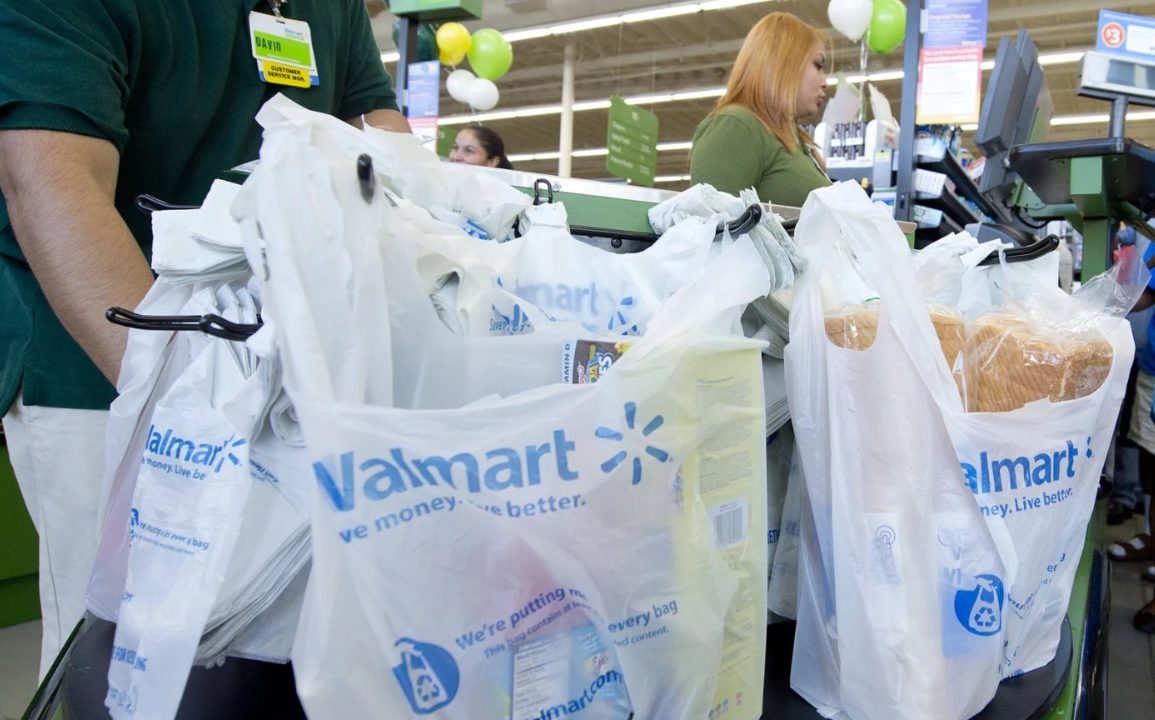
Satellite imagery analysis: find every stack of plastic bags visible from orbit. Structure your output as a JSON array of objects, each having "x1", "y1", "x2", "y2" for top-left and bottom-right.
[
  {"x1": 86, "y1": 183, "x2": 316, "y2": 719},
  {"x1": 784, "y1": 181, "x2": 1143, "y2": 720}
]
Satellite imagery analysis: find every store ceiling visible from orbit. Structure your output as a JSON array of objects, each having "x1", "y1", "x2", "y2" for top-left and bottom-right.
[{"x1": 365, "y1": 0, "x2": 1155, "y2": 187}]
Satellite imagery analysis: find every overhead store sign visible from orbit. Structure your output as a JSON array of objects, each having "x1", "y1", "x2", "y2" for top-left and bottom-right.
[
  {"x1": 1097, "y1": 10, "x2": 1155, "y2": 62},
  {"x1": 605, "y1": 96, "x2": 658, "y2": 187},
  {"x1": 917, "y1": 0, "x2": 988, "y2": 125}
]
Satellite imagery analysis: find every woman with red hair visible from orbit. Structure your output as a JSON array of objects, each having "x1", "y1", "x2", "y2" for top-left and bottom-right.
[{"x1": 690, "y1": 12, "x2": 831, "y2": 207}]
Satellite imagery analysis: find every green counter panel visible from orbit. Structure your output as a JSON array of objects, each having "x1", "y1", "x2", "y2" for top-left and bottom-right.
[{"x1": 0, "y1": 444, "x2": 40, "y2": 627}]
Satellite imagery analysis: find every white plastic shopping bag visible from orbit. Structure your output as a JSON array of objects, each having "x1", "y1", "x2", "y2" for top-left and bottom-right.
[
  {"x1": 396, "y1": 199, "x2": 722, "y2": 337},
  {"x1": 786, "y1": 182, "x2": 1007, "y2": 720},
  {"x1": 911, "y1": 232, "x2": 1141, "y2": 676},
  {"x1": 235, "y1": 103, "x2": 772, "y2": 720}
]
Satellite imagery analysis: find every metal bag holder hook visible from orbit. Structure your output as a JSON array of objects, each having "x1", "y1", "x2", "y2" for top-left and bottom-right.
[
  {"x1": 976, "y1": 234, "x2": 1060, "y2": 266},
  {"x1": 532, "y1": 178, "x2": 555, "y2": 206},
  {"x1": 357, "y1": 153, "x2": 376, "y2": 203},
  {"x1": 105, "y1": 307, "x2": 263, "y2": 342}
]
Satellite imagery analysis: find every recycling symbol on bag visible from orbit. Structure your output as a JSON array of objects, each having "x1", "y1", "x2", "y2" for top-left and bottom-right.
[{"x1": 954, "y1": 574, "x2": 1005, "y2": 637}]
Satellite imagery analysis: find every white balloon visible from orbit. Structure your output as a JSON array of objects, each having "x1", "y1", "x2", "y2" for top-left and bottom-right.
[
  {"x1": 466, "y1": 78, "x2": 500, "y2": 111},
  {"x1": 446, "y1": 69, "x2": 475, "y2": 104},
  {"x1": 827, "y1": 0, "x2": 872, "y2": 42}
]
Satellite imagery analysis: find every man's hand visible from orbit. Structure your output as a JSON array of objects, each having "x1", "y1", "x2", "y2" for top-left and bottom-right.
[
  {"x1": 349, "y1": 108, "x2": 411, "y2": 133},
  {"x1": 0, "y1": 130, "x2": 154, "y2": 385}
]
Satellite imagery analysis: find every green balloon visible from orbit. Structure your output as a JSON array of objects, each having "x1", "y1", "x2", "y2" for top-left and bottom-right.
[
  {"x1": 392, "y1": 20, "x2": 437, "y2": 63},
  {"x1": 867, "y1": 0, "x2": 907, "y2": 54},
  {"x1": 467, "y1": 28, "x2": 513, "y2": 80}
]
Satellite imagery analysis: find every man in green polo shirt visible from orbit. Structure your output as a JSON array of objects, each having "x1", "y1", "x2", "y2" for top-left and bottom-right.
[{"x1": 0, "y1": 0, "x2": 409, "y2": 675}]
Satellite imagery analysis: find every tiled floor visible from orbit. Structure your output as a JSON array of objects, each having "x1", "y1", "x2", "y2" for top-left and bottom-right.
[
  {"x1": 0, "y1": 618, "x2": 40, "y2": 720},
  {"x1": 2, "y1": 514, "x2": 1154, "y2": 719},
  {"x1": 1102, "y1": 513, "x2": 1155, "y2": 720}
]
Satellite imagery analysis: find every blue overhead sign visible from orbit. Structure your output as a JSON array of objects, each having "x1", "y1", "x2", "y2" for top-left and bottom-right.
[
  {"x1": 406, "y1": 60, "x2": 440, "y2": 119},
  {"x1": 924, "y1": 0, "x2": 988, "y2": 49},
  {"x1": 1097, "y1": 10, "x2": 1155, "y2": 62}
]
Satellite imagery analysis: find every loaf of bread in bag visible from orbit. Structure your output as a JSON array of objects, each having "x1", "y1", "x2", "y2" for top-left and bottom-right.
[
  {"x1": 824, "y1": 309, "x2": 879, "y2": 351},
  {"x1": 824, "y1": 307, "x2": 966, "y2": 373},
  {"x1": 964, "y1": 312, "x2": 1113, "y2": 413}
]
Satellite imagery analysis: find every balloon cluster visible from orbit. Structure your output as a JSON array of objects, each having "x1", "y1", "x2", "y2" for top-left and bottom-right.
[
  {"x1": 827, "y1": 0, "x2": 906, "y2": 54},
  {"x1": 436, "y1": 23, "x2": 513, "y2": 112}
]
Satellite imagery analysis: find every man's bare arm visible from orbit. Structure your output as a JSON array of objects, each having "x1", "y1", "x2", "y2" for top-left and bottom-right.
[
  {"x1": 349, "y1": 108, "x2": 411, "y2": 133},
  {"x1": 0, "y1": 129, "x2": 154, "y2": 385}
]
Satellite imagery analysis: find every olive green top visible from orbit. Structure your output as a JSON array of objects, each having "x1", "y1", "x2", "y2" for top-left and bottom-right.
[
  {"x1": 0, "y1": 0, "x2": 397, "y2": 410},
  {"x1": 690, "y1": 105, "x2": 831, "y2": 208}
]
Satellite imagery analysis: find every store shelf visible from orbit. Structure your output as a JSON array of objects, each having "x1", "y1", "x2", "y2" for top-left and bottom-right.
[
  {"x1": 827, "y1": 163, "x2": 874, "y2": 185},
  {"x1": 917, "y1": 151, "x2": 1001, "y2": 220},
  {"x1": 916, "y1": 188, "x2": 979, "y2": 227}
]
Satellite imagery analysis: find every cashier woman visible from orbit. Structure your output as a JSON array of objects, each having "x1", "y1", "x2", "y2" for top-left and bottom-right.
[{"x1": 690, "y1": 12, "x2": 832, "y2": 207}]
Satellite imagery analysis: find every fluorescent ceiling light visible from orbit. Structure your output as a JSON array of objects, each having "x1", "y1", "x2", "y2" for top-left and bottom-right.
[
  {"x1": 549, "y1": 17, "x2": 622, "y2": 34},
  {"x1": 1050, "y1": 113, "x2": 1109, "y2": 126},
  {"x1": 382, "y1": 1, "x2": 773, "y2": 56},
  {"x1": 623, "y1": 6, "x2": 702, "y2": 23},
  {"x1": 517, "y1": 105, "x2": 564, "y2": 117},
  {"x1": 868, "y1": 70, "x2": 905, "y2": 82},
  {"x1": 1040, "y1": 51, "x2": 1085, "y2": 66},
  {"x1": 626, "y1": 93, "x2": 675, "y2": 105},
  {"x1": 573, "y1": 99, "x2": 613, "y2": 111},
  {"x1": 655, "y1": 174, "x2": 692, "y2": 182},
  {"x1": 435, "y1": 48, "x2": 1090, "y2": 127},
  {"x1": 504, "y1": 108, "x2": 1155, "y2": 163},
  {"x1": 672, "y1": 88, "x2": 725, "y2": 101},
  {"x1": 1051, "y1": 110, "x2": 1155, "y2": 125},
  {"x1": 503, "y1": 28, "x2": 552, "y2": 42}
]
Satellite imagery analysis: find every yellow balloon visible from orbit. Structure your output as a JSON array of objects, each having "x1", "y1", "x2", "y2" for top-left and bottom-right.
[
  {"x1": 436, "y1": 22, "x2": 472, "y2": 58},
  {"x1": 439, "y1": 47, "x2": 466, "y2": 66}
]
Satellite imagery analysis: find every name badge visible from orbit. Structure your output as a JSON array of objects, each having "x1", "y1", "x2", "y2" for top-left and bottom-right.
[{"x1": 249, "y1": 11, "x2": 319, "y2": 87}]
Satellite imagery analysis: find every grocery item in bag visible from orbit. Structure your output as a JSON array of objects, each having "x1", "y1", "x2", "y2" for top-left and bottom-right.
[{"x1": 964, "y1": 312, "x2": 1114, "y2": 413}]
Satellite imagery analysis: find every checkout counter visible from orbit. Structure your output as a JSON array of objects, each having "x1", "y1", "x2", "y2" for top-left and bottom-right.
[{"x1": 19, "y1": 168, "x2": 1110, "y2": 720}]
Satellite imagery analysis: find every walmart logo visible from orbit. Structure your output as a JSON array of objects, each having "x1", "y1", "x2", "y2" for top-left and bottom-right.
[
  {"x1": 215, "y1": 435, "x2": 247, "y2": 472},
  {"x1": 144, "y1": 425, "x2": 246, "y2": 474},
  {"x1": 596, "y1": 402, "x2": 670, "y2": 485}
]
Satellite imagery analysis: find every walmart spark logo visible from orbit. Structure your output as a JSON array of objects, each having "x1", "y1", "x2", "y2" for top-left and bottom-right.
[
  {"x1": 595, "y1": 402, "x2": 670, "y2": 485},
  {"x1": 605, "y1": 296, "x2": 638, "y2": 335},
  {"x1": 214, "y1": 435, "x2": 247, "y2": 473}
]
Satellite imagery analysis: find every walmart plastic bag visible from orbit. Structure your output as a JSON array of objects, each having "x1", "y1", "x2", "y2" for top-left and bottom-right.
[
  {"x1": 786, "y1": 182, "x2": 1006, "y2": 720},
  {"x1": 236, "y1": 105, "x2": 771, "y2": 719},
  {"x1": 105, "y1": 286, "x2": 264, "y2": 720},
  {"x1": 394, "y1": 195, "x2": 722, "y2": 337},
  {"x1": 943, "y1": 251, "x2": 1139, "y2": 675}
]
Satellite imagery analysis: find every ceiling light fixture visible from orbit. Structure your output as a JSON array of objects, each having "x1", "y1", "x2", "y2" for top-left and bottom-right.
[
  {"x1": 507, "y1": 108, "x2": 1155, "y2": 163},
  {"x1": 438, "y1": 50, "x2": 1088, "y2": 126}
]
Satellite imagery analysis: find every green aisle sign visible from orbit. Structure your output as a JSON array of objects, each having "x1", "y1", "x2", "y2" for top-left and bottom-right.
[{"x1": 606, "y1": 96, "x2": 658, "y2": 186}]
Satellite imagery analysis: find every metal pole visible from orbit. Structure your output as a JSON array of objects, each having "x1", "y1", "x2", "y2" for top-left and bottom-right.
[
  {"x1": 1109, "y1": 96, "x2": 1128, "y2": 138},
  {"x1": 395, "y1": 16, "x2": 420, "y2": 116},
  {"x1": 559, "y1": 43, "x2": 576, "y2": 178},
  {"x1": 893, "y1": 1, "x2": 921, "y2": 223}
]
